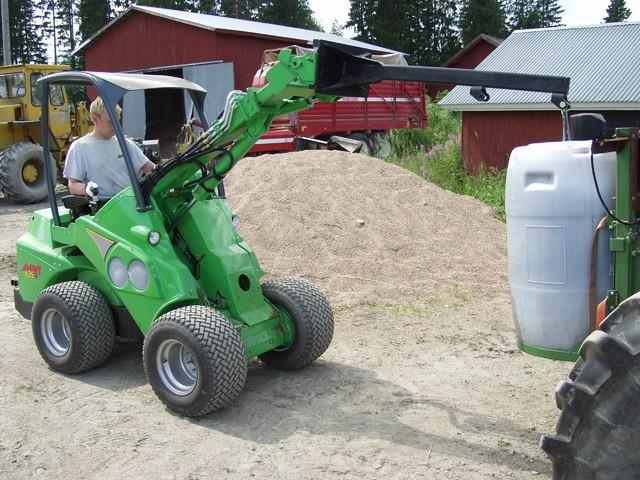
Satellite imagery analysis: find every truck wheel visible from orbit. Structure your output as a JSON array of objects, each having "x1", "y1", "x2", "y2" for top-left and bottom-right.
[
  {"x1": 143, "y1": 306, "x2": 247, "y2": 416},
  {"x1": 351, "y1": 133, "x2": 371, "y2": 155},
  {"x1": 32, "y1": 281, "x2": 115, "y2": 374},
  {"x1": 540, "y1": 295, "x2": 640, "y2": 479},
  {"x1": 0, "y1": 142, "x2": 56, "y2": 203},
  {"x1": 259, "y1": 276, "x2": 334, "y2": 370}
]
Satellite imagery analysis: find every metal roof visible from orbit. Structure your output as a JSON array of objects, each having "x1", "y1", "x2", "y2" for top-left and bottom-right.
[
  {"x1": 74, "y1": 6, "x2": 401, "y2": 56},
  {"x1": 439, "y1": 21, "x2": 640, "y2": 111}
]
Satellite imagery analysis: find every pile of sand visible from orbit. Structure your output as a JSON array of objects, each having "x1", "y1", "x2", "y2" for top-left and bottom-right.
[{"x1": 225, "y1": 151, "x2": 508, "y2": 306}]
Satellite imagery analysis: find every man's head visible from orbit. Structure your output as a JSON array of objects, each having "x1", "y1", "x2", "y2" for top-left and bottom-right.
[{"x1": 90, "y1": 96, "x2": 122, "y2": 140}]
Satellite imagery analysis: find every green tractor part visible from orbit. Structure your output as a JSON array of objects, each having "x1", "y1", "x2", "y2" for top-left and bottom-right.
[
  {"x1": 0, "y1": 64, "x2": 92, "y2": 203},
  {"x1": 540, "y1": 127, "x2": 640, "y2": 478},
  {"x1": 13, "y1": 41, "x2": 570, "y2": 416}
]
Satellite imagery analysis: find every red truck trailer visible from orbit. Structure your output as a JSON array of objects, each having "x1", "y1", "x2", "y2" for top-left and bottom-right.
[{"x1": 249, "y1": 47, "x2": 427, "y2": 156}]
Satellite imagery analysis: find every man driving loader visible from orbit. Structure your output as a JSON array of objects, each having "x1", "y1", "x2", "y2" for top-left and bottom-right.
[{"x1": 63, "y1": 96, "x2": 155, "y2": 201}]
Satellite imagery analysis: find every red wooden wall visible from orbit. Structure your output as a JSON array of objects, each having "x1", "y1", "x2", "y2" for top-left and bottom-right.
[{"x1": 461, "y1": 111, "x2": 563, "y2": 171}]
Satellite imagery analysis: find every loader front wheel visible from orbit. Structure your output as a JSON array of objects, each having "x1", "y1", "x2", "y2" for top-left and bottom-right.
[
  {"x1": 32, "y1": 281, "x2": 115, "y2": 374},
  {"x1": 0, "y1": 142, "x2": 56, "y2": 203},
  {"x1": 143, "y1": 306, "x2": 247, "y2": 416},
  {"x1": 259, "y1": 276, "x2": 334, "y2": 370},
  {"x1": 540, "y1": 295, "x2": 640, "y2": 479}
]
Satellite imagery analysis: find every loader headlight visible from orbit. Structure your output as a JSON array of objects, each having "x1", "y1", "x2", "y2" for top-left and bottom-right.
[
  {"x1": 108, "y1": 257, "x2": 128, "y2": 288},
  {"x1": 128, "y1": 259, "x2": 149, "y2": 291},
  {"x1": 232, "y1": 214, "x2": 241, "y2": 229}
]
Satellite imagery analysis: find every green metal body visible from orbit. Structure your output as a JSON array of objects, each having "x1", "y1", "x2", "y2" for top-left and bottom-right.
[
  {"x1": 607, "y1": 128, "x2": 640, "y2": 311},
  {"x1": 518, "y1": 340, "x2": 580, "y2": 362},
  {"x1": 15, "y1": 47, "x2": 336, "y2": 359}
]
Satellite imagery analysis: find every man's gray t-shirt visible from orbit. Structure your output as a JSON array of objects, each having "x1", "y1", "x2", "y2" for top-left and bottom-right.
[{"x1": 63, "y1": 134, "x2": 149, "y2": 199}]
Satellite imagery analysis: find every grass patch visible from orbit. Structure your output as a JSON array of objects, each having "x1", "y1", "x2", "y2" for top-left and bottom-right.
[{"x1": 386, "y1": 95, "x2": 507, "y2": 221}]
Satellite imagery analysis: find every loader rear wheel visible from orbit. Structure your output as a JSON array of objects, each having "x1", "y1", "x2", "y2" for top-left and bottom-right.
[
  {"x1": 259, "y1": 276, "x2": 334, "y2": 370},
  {"x1": 32, "y1": 281, "x2": 115, "y2": 374},
  {"x1": 540, "y1": 295, "x2": 640, "y2": 479},
  {"x1": 0, "y1": 142, "x2": 56, "y2": 203},
  {"x1": 143, "y1": 306, "x2": 247, "y2": 416}
]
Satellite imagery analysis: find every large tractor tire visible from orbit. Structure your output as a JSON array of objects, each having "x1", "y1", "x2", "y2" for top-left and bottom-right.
[
  {"x1": 259, "y1": 276, "x2": 334, "y2": 370},
  {"x1": 0, "y1": 142, "x2": 56, "y2": 203},
  {"x1": 143, "y1": 306, "x2": 247, "y2": 416},
  {"x1": 540, "y1": 295, "x2": 640, "y2": 479},
  {"x1": 32, "y1": 281, "x2": 116, "y2": 374}
]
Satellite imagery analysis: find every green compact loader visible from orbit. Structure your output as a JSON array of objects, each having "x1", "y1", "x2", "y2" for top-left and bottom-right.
[{"x1": 13, "y1": 41, "x2": 571, "y2": 417}]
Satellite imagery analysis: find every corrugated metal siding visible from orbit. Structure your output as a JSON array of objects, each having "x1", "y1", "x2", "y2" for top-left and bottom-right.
[
  {"x1": 84, "y1": 12, "x2": 292, "y2": 90},
  {"x1": 441, "y1": 22, "x2": 640, "y2": 109}
]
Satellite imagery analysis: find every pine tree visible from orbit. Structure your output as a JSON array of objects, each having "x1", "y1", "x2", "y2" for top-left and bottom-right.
[
  {"x1": 0, "y1": 0, "x2": 47, "y2": 63},
  {"x1": 434, "y1": 0, "x2": 460, "y2": 64},
  {"x1": 508, "y1": 0, "x2": 539, "y2": 30},
  {"x1": 346, "y1": 0, "x2": 378, "y2": 44},
  {"x1": 604, "y1": 0, "x2": 632, "y2": 22},
  {"x1": 257, "y1": 0, "x2": 322, "y2": 31},
  {"x1": 137, "y1": 0, "x2": 197, "y2": 11},
  {"x1": 459, "y1": 0, "x2": 509, "y2": 45},
  {"x1": 403, "y1": 0, "x2": 460, "y2": 66},
  {"x1": 536, "y1": 0, "x2": 563, "y2": 27},
  {"x1": 330, "y1": 18, "x2": 343, "y2": 36},
  {"x1": 77, "y1": 0, "x2": 112, "y2": 42},
  {"x1": 347, "y1": 0, "x2": 459, "y2": 66},
  {"x1": 40, "y1": 0, "x2": 79, "y2": 66},
  {"x1": 370, "y1": 0, "x2": 410, "y2": 51},
  {"x1": 220, "y1": 0, "x2": 259, "y2": 19}
]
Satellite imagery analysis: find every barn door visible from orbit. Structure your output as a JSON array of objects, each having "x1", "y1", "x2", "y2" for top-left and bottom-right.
[
  {"x1": 123, "y1": 90, "x2": 146, "y2": 141},
  {"x1": 182, "y1": 62, "x2": 234, "y2": 122}
]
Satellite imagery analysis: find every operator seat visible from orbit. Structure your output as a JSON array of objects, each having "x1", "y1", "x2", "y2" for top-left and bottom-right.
[{"x1": 61, "y1": 195, "x2": 108, "y2": 220}]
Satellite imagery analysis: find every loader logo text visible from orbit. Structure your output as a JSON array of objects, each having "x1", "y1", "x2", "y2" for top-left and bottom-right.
[{"x1": 22, "y1": 263, "x2": 42, "y2": 280}]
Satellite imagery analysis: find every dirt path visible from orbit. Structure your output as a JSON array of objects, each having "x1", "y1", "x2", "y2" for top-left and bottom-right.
[{"x1": 0, "y1": 152, "x2": 568, "y2": 479}]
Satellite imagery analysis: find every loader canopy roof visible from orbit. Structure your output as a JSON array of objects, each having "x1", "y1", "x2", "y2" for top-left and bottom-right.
[{"x1": 38, "y1": 70, "x2": 208, "y2": 106}]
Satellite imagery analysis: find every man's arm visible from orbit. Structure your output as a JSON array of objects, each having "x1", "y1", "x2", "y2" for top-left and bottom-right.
[
  {"x1": 67, "y1": 178, "x2": 87, "y2": 196},
  {"x1": 141, "y1": 161, "x2": 155, "y2": 175}
]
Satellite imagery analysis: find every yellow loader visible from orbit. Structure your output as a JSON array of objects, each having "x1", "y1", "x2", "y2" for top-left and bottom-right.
[{"x1": 0, "y1": 64, "x2": 91, "y2": 203}]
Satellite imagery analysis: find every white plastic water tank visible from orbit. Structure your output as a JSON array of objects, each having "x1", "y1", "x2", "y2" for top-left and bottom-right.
[{"x1": 506, "y1": 141, "x2": 616, "y2": 359}]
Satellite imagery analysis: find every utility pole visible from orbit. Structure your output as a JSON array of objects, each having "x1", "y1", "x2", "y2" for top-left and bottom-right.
[
  {"x1": 52, "y1": 6, "x2": 57, "y2": 65},
  {"x1": 1, "y1": 0, "x2": 10, "y2": 65}
]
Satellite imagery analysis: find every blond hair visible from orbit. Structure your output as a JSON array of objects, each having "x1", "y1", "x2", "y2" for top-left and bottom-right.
[{"x1": 90, "y1": 96, "x2": 122, "y2": 118}]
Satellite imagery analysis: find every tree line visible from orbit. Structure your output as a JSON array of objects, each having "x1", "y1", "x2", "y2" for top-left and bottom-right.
[{"x1": 0, "y1": 0, "x2": 634, "y2": 66}]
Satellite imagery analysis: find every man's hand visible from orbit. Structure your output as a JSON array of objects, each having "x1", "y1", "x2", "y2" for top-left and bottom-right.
[{"x1": 85, "y1": 181, "x2": 99, "y2": 202}]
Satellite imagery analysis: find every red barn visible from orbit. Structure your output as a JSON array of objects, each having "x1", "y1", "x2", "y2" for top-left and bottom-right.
[
  {"x1": 428, "y1": 34, "x2": 502, "y2": 100},
  {"x1": 74, "y1": 6, "x2": 399, "y2": 92},
  {"x1": 439, "y1": 22, "x2": 640, "y2": 172}
]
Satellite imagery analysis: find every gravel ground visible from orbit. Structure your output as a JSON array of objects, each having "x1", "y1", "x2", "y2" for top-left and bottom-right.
[{"x1": 0, "y1": 151, "x2": 569, "y2": 479}]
